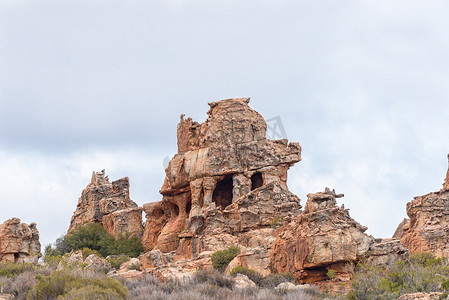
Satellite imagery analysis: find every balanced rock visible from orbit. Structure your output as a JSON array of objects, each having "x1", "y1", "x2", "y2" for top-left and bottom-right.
[
  {"x1": 270, "y1": 188, "x2": 374, "y2": 284},
  {"x1": 68, "y1": 170, "x2": 143, "y2": 238},
  {"x1": 0, "y1": 218, "x2": 41, "y2": 264}
]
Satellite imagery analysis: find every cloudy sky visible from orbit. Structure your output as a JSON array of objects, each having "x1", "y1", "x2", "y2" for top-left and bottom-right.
[{"x1": 1, "y1": 0, "x2": 449, "y2": 247}]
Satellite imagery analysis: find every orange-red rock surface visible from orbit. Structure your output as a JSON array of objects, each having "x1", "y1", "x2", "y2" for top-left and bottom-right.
[
  {"x1": 140, "y1": 98, "x2": 302, "y2": 278},
  {"x1": 0, "y1": 218, "x2": 41, "y2": 264},
  {"x1": 399, "y1": 155, "x2": 449, "y2": 257},
  {"x1": 68, "y1": 170, "x2": 143, "y2": 238},
  {"x1": 270, "y1": 188, "x2": 374, "y2": 284}
]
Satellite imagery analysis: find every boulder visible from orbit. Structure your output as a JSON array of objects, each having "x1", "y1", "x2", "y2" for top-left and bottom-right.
[
  {"x1": 233, "y1": 274, "x2": 256, "y2": 289},
  {"x1": 226, "y1": 247, "x2": 271, "y2": 276},
  {"x1": 0, "y1": 218, "x2": 41, "y2": 264},
  {"x1": 366, "y1": 238, "x2": 408, "y2": 267},
  {"x1": 68, "y1": 170, "x2": 143, "y2": 238},
  {"x1": 270, "y1": 188, "x2": 374, "y2": 284},
  {"x1": 57, "y1": 250, "x2": 111, "y2": 271},
  {"x1": 397, "y1": 293, "x2": 445, "y2": 300}
]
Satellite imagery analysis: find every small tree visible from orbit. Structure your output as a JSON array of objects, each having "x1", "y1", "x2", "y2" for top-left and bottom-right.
[{"x1": 211, "y1": 246, "x2": 240, "y2": 272}]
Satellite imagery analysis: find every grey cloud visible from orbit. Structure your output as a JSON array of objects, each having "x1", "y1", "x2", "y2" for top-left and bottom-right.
[{"x1": 1, "y1": 0, "x2": 449, "y2": 244}]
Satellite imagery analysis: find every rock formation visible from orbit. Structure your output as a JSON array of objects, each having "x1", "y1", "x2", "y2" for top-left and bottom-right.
[
  {"x1": 366, "y1": 238, "x2": 408, "y2": 267},
  {"x1": 400, "y1": 156, "x2": 449, "y2": 256},
  {"x1": 141, "y1": 98, "x2": 302, "y2": 278},
  {"x1": 0, "y1": 218, "x2": 41, "y2": 264},
  {"x1": 139, "y1": 98, "x2": 406, "y2": 285},
  {"x1": 68, "y1": 170, "x2": 143, "y2": 238},
  {"x1": 270, "y1": 188, "x2": 374, "y2": 285}
]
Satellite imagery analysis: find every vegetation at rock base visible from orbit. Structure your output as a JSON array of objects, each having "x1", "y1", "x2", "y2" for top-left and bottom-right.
[
  {"x1": 348, "y1": 252, "x2": 449, "y2": 299},
  {"x1": 211, "y1": 245, "x2": 240, "y2": 272},
  {"x1": 124, "y1": 271, "x2": 325, "y2": 300},
  {"x1": 44, "y1": 223, "x2": 143, "y2": 261},
  {"x1": 28, "y1": 269, "x2": 128, "y2": 300},
  {"x1": 229, "y1": 266, "x2": 263, "y2": 285}
]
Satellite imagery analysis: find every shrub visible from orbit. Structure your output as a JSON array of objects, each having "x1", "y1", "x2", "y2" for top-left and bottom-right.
[
  {"x1": 0, "y1": 263, "x2": 34, "y2": 278},
  {"x1": 260, "y1": 272, "x2": 297, "y2": 289},
  {"x1": 194, "y1": 269, "x2": 234, "y2": 289},
  {"x1": 107, "y1": 255, "x2": 131, "y2": 270},
  {"x1": 229, "y1": 266, "x2": 263, "y2": 285},
  {"x1": 48, "y1": 223, "x2": 143, "y2": 258},
  {"x1": 270, "y1": 215, "x2": 285, "y2": 228},
  {"x1": 27, "y1": 269, "x2": 128, "y2": 300},
  {"x1": 211, "y1": 246, "x2": 240, "y2": 272},
  {"x1": 349, "y1": 252, "x2": 449, "y2": 299}
]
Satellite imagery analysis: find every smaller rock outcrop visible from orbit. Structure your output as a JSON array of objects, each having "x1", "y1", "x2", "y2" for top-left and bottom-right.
[
  {"x1": 270, "y1": 188, "x2": 374, "y2": 285},
  {"x1": 393, "y1": 218, "x2": 410, "y2": 240},
  {"x1": 0, "y1": 218, "x2": 41, "y2": 264},
  {"x1": 68, "y1": 170, "x2": 143, "y2": 238},
  {"x1": 57, "y1": 250, "x2": 111, "y2": 272},
  {"x1": 400, "y1": 156, "x2": 449, "y2": 257},
  {"x1": 366, "y1": 238, "x2": 408, "y2": 267}
]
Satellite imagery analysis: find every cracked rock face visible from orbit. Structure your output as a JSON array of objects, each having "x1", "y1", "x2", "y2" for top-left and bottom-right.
[
  {"x1": 0, "y1": 218, "x2": 41, "y2": 264},
  {"x1": 142, "y1": 98, "x2": 302, "y2": 257},
  {"x1": 400, "y1": 156, "x2": 449, "y2": 257},
  {"x1": 68, "y1": 170, "x2": 143, "y2": 238},
  {"x1": 270, "y1": 188, "x2": 374, "y2": 284}
]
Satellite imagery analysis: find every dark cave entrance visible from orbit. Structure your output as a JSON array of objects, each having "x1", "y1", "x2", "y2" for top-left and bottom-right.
[
  {"x1": 168, "y1": 203, "x2": 179, "y2": 217},
  {"x1": 186, "y1": 200, "x2": 192, "y2": 214},
  {"x1": 251, "y1": 172, "x2": 263, "y2": 190},
  {"x1": 212, "y1": 175, "x2": 233, "y2": 210}
]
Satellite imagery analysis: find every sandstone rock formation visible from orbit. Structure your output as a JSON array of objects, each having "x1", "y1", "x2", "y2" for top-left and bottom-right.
[
  {"x1": 68, "y1": 170, "x2": 143, "y2": 238},
  {"x1": 393, "y1": 218, "x2": 410, "y2": 240},
  {"x1": 142, "y1": 98, "x2": 301, "y2": 262},
  {"x1": 139, "y1": 98, "x2": 404, "y2": 286},
  {"x1": 366, "y1": 238, "x2": 408, "y2": 267},
  {"x1": 0, "y1": 218, "x2": 41, "y2": 264},
  {"x1": 270, "y1": 188, "x2": 374, "y2": 285},
  {"x1": 400, "y1": 156, "x2": 449, "y2": 257},
  {"x1": 57, "y1": 250, "x2": 111, "y2": 272}
]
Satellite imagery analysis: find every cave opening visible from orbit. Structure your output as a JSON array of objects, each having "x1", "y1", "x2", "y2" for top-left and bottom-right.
[
  {"x1": 168, "y1": 203, "x2": 179, "y2": 217},
  {"x1": 251, "y1": 172, "x2": 263, "y2": 190},
  {"x1": 186, "y1": 201, "x2": 192, "y2": 214},
  {"x1": 212, "y1": 175, "x2": 234, "y2": 210}
]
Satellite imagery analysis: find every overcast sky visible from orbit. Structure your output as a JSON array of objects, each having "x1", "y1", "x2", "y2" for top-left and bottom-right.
[{"x1": 1, "y1": 0, "x2": 449, "y2": 248}]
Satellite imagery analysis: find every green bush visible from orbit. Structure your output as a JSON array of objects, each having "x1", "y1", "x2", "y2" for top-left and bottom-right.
[
  {"x1": 229, "y1": 266, "x2": 263, "y2": 285},
  {"x1": 260, "y1": 272, "x2": 297, "y2": 289},
  {"x1": 349, "y1": 252, "x2": 449, "y2": 299},
  {"x1": 211, "y1": 246, "x2": 240, "y2": 272},
  {"x1": 194, "y1": 269, "x2": 234, "y2": 289},
  {"x1": 27, "y1": 270, "x2": 128, "y2": 300},
  {"x1": 47, "y1": 223, "x2": 143, "y2": 259},
  {"x1": 106, "y1": 255, "x2": 131, "y2": 270},
  {"x1": 0, "y1": 263, "x2": 35, "y2": 278}
]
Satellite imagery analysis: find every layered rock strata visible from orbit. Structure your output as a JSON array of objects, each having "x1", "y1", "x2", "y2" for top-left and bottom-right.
[
  {"x1": 141, "y1": 98, "x2": 302, "y2": 277},
  {"x1": 270, "y1": 188, "x2": 374, "y2": 284},
  {"x1": 68, "y1": 170, "x2": 143, "y2": 238},
  {"x1": 0, "y1": 218, "x2": 41, "y2": 264},
  {"x1": 400, "y1": 157, "x2": 449, "y2": 257},
  {"x1": 142, "y1": 98, "x2": 301, "y2": 254}
]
